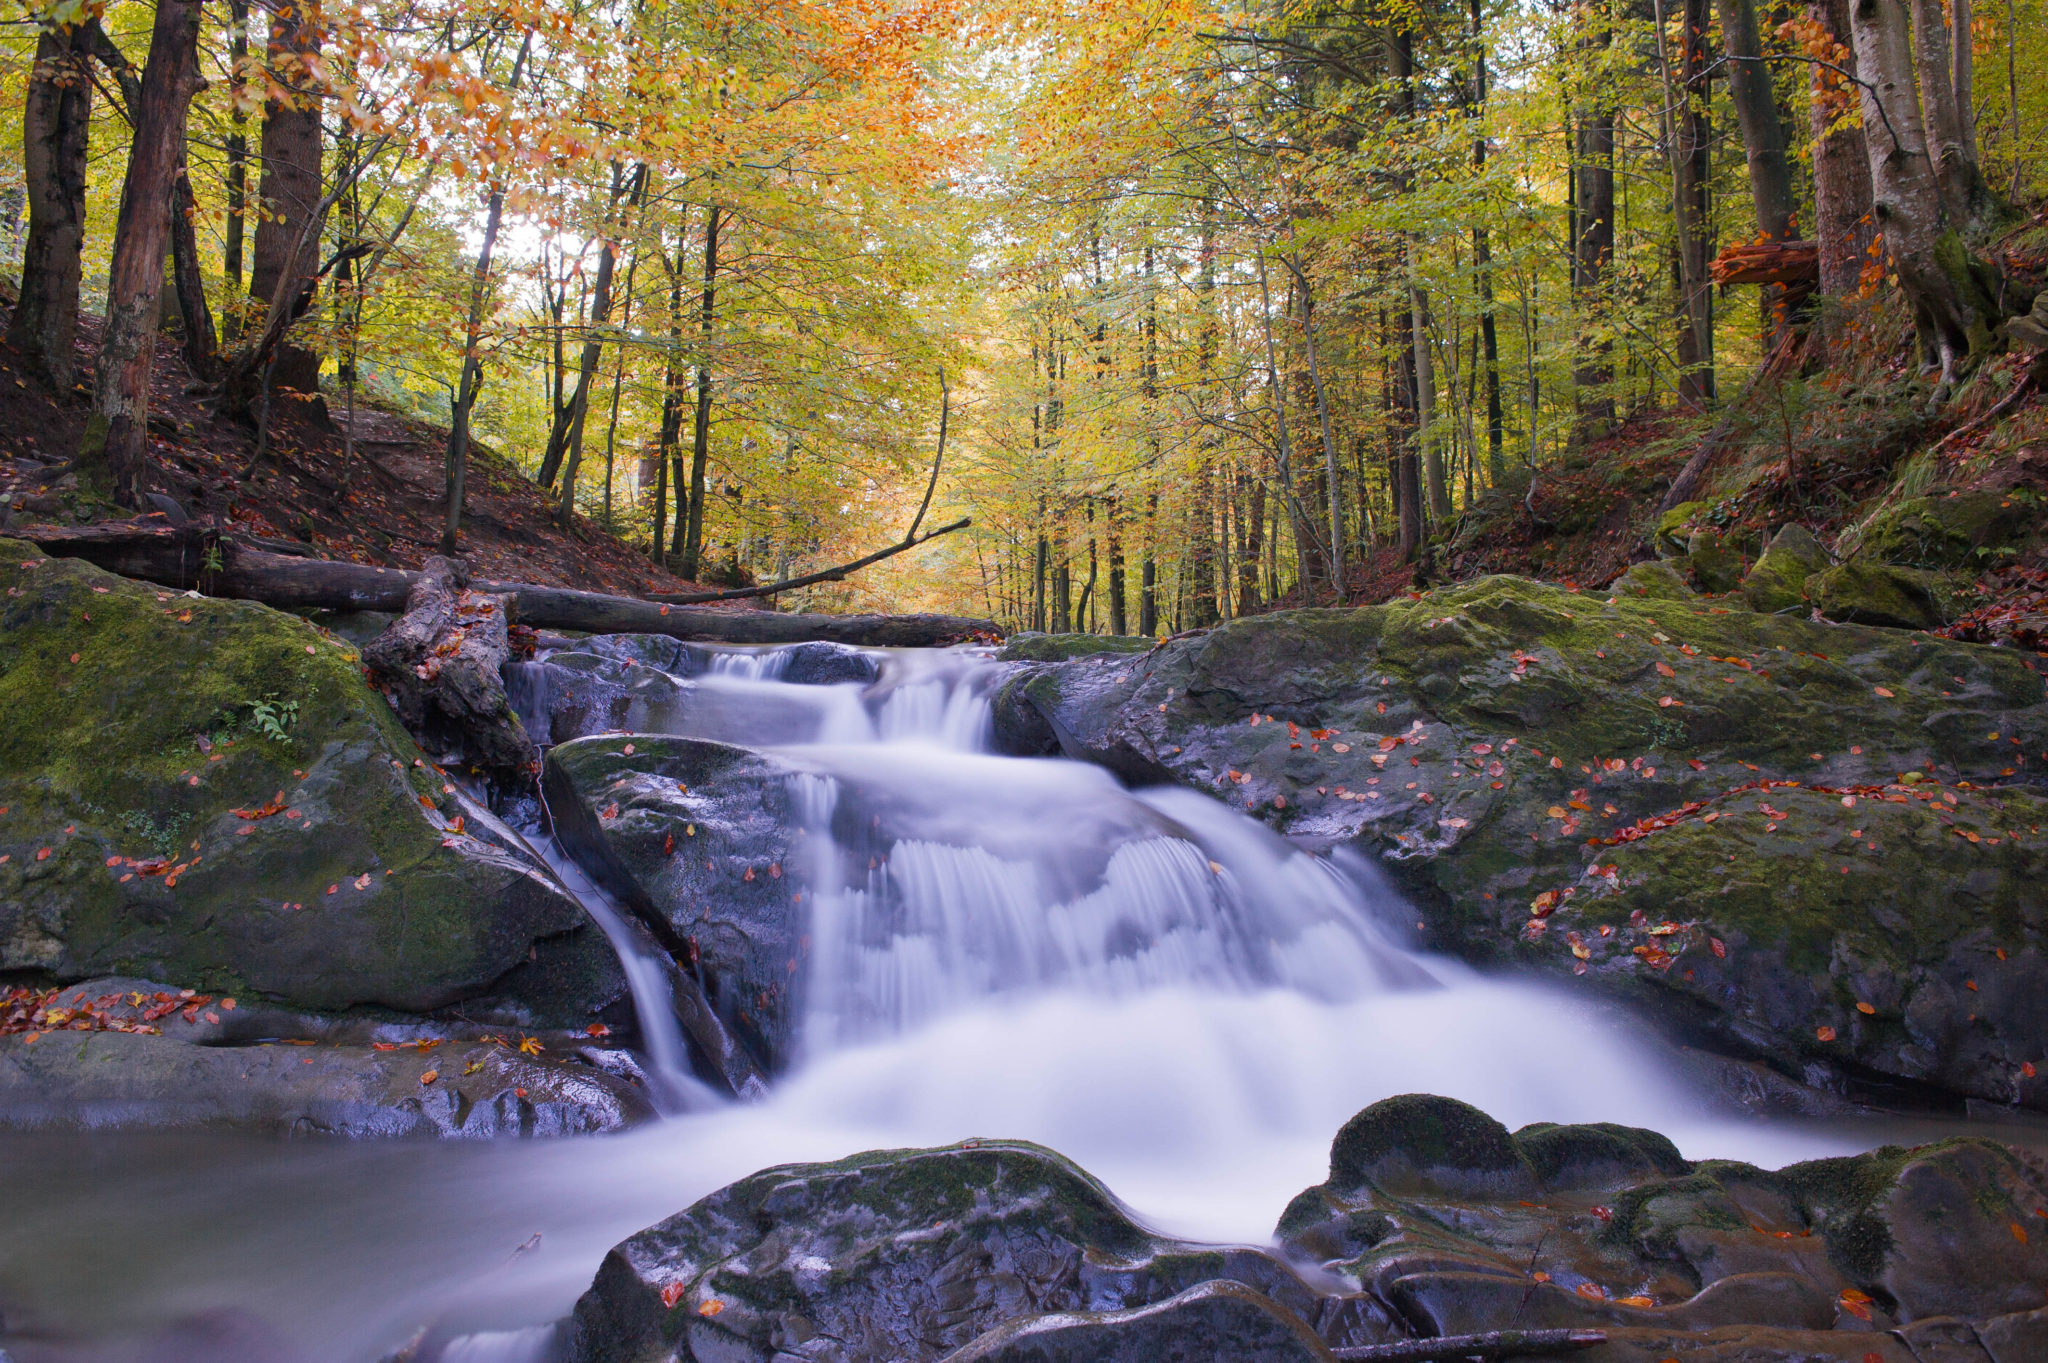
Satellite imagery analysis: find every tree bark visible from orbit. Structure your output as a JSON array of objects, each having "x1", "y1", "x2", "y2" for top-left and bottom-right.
[
  {"x1": 1809, "y1": 0, "x2": 1877, "y2": 303},
  {"x1": 550, "y1": 166, "x2": 642, "y2": 526},
  {"x1": 1572, "y1": 107, "x2": 1616, "y2": 433},
  {"x1": 222, "y1": 0, "x2": 249, "y2": 330},
  {"x1": 1716, "y1": 0, "x2": 1804, "y2": 348},
  {"x1": 169, "y1": 151, "x2": 218, "y2": 379},
  {"x1": 1670, "y1": 0, "x2": 1716, "y2": 405},
  {"x1": 10, "y1": 24, "x2": 94, "y2": 391},
  {"x1": 676, "y1": 205, "x2": 721, "y2": 575},
  {"x1": 20, "y1": 524, "x2": 1004, "y2": 646},
  {"x1": 247, "y1": 0, "x2": 325, "y2": 403},
  {"x1": 1906, "y1": 0, "x2": 1988, "y2": 217},
  {"x1": 73, "y1": 0, "x2": 203, "y2": 507},
  {"x1": 1297, "y1": 273, "x2": 1346, "y2": 591},
  {"x1": 1849, "y1": 0, "x2": 1999, "y2": 378}
]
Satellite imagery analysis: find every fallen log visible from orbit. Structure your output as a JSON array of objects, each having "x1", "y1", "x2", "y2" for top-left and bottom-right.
[
  {"x1": 1332, "y1": 1328, "x2": 1606, "y2": 1362},
  {"x1": 1709, "y1": 238, "x2": 1819, "y2": 286},
  {"x1": 12, "y1": 521, "x2": 1004, "y2": 647}
]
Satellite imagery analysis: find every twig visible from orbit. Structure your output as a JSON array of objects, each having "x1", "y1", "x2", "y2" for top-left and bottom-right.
[
  {"x1": 652, "y1": 518, "x2": 972, "y2": 605},
  {"x1": 1332, "y1": 1328, "x2": 1607, "y2": 1362}
]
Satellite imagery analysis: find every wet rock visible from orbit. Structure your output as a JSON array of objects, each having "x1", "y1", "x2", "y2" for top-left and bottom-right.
[
  {"x1": 1810, "y1": 560, "x2": 1956, "y2": 630},
  {"x1": 362, "y1": 556, "x2": 533, "y2": 776},
  {"x1": 1979, "y1": 1305, "x2": 2048, "y2": 1363},
  {"x1": 1006, "y1": 575, "x2": 2048, "y2": 1110},
  {"x1": 1740, "y1": 524, "x2": 1828, "y2": 614},
  {"x1": 1326, "y1": 1093, "x2": 1539, "y2": 1201},
  {"x1": 514, "y1": 651, "x2": 691, "y2": 745},
  {"x1": 998, "y1": 632, "x2": 1156, "y2": 663},
  {"x1": 564, "y1": 1140, "x2": 1343, "y2": 1363},
  {"x1": 545, "y1": 735, "x2": 801, "y2": 1071},
  {"x1": 0, "y1": 1029, "x2": 654, "y2": 1137},
  {"x1": 935, "y1": 1280, "x2": 1337, "y2": 1363},
  {"x1": 1279, "y1": 1096, "x2": 2048, "y2": 1344},
  {"x1": 0, "y1": 541, "x2": 625, "y2": 1029},
  {"x1": 779, "y1": 641, "x2": 880, "y2": 685}
]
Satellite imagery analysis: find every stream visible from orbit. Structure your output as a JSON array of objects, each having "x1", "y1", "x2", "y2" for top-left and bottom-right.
[{"x1": 0, "y1": 640, "x2": 2036, "y2": 1363}]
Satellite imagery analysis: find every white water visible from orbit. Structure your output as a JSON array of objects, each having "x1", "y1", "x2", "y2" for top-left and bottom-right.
[{"x1": 0, "y1": 639, "x2": 1978, "y2": 1362}]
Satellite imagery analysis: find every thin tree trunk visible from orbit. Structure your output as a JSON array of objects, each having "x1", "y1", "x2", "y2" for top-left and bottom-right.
[
  {"x1": 10, "y1": 24, "x2": 93, "y2": 389},
  {"x1": 1294, "y1": 266, "x2": 1346, "y2": 592},
  {"x1": 169, "y1": 152, "x2": 217, "y2": 379},
  {"x1": 652, "y1": 226, "x2": 688, "y2": 564},
  {"x1": 74, "y1": 0, "x2": 203, "y2": 506},
  {"x1": 1655, "y1": 0, "x2": 1716, "y2": 405},
  {"x1": 600, "y1": 245, "x2": 640, "y2": 530},
  {"x1": 1716, "y1": 0, "x2": 1802, "y2": 347},
  {"x1": 1907, "y1": 0, "x2": 1987, "y2": 216},
  {"x1": 676, "y1": 204, "x2": 721, "y2": 576},
  {"x1": 1468, "y1": 0, "x2": 1505, "y2": 477},
  {"x1": 441, "y1": 34, "x2": 530, "y2": 555},
  {"x1": 222, "y1": 0, "x2": 249, "y2": 334},
  {"x1": 1106, "y1": 496, "x2": 1126, "y2": 634},
  {"x1": 551, "y1": 164, "x2": 643, "y2": 525},
  {"x1": 1187, "y1": 208, "x2": 1220, "y2": 625},
  {"x1": 1253, "y1": 245, "x2": 1311, "y2": 591}
]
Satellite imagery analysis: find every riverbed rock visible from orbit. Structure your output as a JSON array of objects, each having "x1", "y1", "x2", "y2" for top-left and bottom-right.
[
  {"x1": 935, "y1": 1280, "x2": 1338, "y2": 1363},
  {"x1": 544, "y1": 735, "x2": 802, "y2": 1072},
  {"x1": 998, "y1": 574, "x2": 2048, "y2": 1110},
  {"x1": 1855, "y1": 490, "x2": 2034, "y2": 571},
  {"x1": 1809, "y1": 560, "x2": 1957, "y2": 630},
  {"x1": 0, "y1": 540, "x2": 626, "y2": 1028},
  {"x1": 564, "y1": 1140, "x2": 1363, "y2": 1363},
  {"x1": 1740, "y1": 524, "x2": 1828, "y2": 614},
  {"x1": 0, "y1": 1029, "x2": 653, "y2": 1137},
  {"x1": 1278, "y1": 1095, "x2": 2048, "y2": 1342}
]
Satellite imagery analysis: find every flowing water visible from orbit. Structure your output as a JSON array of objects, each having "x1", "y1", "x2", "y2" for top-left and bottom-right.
[{"x1": 1, "y1": 641, "x2": 2034, "y2": 1362}]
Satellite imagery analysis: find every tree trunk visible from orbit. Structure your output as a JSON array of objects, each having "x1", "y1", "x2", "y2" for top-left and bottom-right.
[
  {"x1": 222, "y1": 0, "x2": 249, "y2": 332},
  {"x1": 169, "y1": 151, "x2": 218, "y2": 379},
  {"x1": 1907, "y1": 0, "x2": 1988, "y2": 217},
  {"x1": 1849, "y1": 0, "x2": 1999, "y2": 378},
  {"x1": 1297, "y1": 271, "x2": 1346, "y2": 591},
  {"x1": 1393, "y1": 303, "x2": 1423, "y2": 562},
  {"x1": 22, "y1": 524, "x2": 1002, "y2": 646},
  {"x1": 1716, "y1": 0, "x2": 1803, "y2": 347},
  {"x1": 10, "y1": 24, "x2": 93, "y2": 390},
  {"x1": 1187, "y1": 210, "x2": 1220, "y2": 624},
  {"x1": 549, "y1": 165, "x2": 641, "y2": 526},
  {"x1": 1105, "y1": 497, "x2": 1126, "y2": 635},
  {"x1": 651, "y1": 231, "x2": 688, "y2": 563},
  {"x1": 1468, "y1": 0, "x2": 1505, "y2": 479},
  {"x1": 74, "y1": 0, "x2": 203, "y2": 507},
  {"x1": 1669, "y1": 0, "x2": 1716, "y2": 405},
  {"x1": 1572, "y1": 108, "x2": 1617, "y2": 433},
  {"x1": 676, "y1": 205, "x2": 721, "y2": 576},
  {"x1": 1810, "y1": 0, "x2": 1878, "y2": 301},
  {"x1": 1237, "y1": 474, "x2": 1266, "y2": 615},
  {"x1": 247, "y1": 0, "x2": 325, "y2": 404}
]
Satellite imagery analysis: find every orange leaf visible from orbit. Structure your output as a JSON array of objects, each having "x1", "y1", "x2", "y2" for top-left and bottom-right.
[
  {"x1": 420, "y1": 1070, "x2": 438, "y2": 1085},
  {"x1": 2014, "y1": 1222, "x2": 2029, "y2": 1245},
  {"x1": 660, "y1": 1282, "x2": 687, "y2": 1310},
  {"x1": 1816, "y1": 1025, "x2": 1837, "y2": 1042},
  {"x1": 697, "y1": 1300, "x2": 725, "y2": 1317},
  {"x1": 1655, "y1": 662, "x2": 1675, "y2": 677},
  {"x1": 1873, "y1": 686, "x2": 1894, "y2": 698},
  {"x1": 1856, "y1": 1001, "x2": 1876, "y2": 1014}
]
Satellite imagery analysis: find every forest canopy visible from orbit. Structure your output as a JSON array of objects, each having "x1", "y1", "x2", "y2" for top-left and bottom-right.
[{"x1": 3, "y1": 0, "x2": 2045, "y2": 626}]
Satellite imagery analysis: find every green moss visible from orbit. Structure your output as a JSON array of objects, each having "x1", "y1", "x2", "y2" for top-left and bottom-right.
[
  {"x1": 1327, "y1": 1094, "x2": 1536, "y2": 1197},
  {"x1": 1856, "y1": 490, "x2": 2033, "y2": 570},
  {"x1": 1514, "y1": 1121, "x2": 1690, "y2": 1190},
  {"x1": 998, "y1": 633, "x2": 1155, "y2": 662},
  {"x1": 1810, "y1": 560, "x2": 1956, "y2": 629},
  {"x1": 1609, "y1": 561, "x2": 1694, "y2": 602}
]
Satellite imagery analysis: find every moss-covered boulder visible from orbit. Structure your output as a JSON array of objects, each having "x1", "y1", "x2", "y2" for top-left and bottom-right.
[
  {"x1": 1655, "y1": 502, "x2": 1708, "y2": 559},
  {"x1": 1326, "y1": 1094, "x2": 1538, "y2": 1200},
  {"x1": 1685, "y1": 531, "x2": 1750, "y2": 595},
  {"x1": 998, "y1": 632, "x2": 1156, "y2": 663},
  {"x1": 1857, "y1": 490, "x2": 2035, "y2": 570},
  {"x1": 0, "y1": 541, "x2": 624, "y2": 1025},
  {"x1": 1279, "y1": 1098, "x2": 2048, "y2": 1340},
  {"x1": 1810, "y1": 560, "x2": 1957, "y2": 630},
  {"x1": 1002, "y1": 574, "x2": 2048, "y2": 1109},
  {"x1": 564, "y1": 1141, "x2": 1342, "y2": 1363},
  {"x1": 1741, "y1": 524, "x2": 1828, "y2": 614},
  {"x1": 1610, "y1": 561, "x2": 1694, "y2": 603}
]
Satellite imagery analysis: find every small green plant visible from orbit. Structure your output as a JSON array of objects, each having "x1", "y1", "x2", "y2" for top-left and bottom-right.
[
  {"x1": 242, "y1": 695, "x2": 301, "y2": 743},
  {"x1": 200, "y1": 542, "x2": 225, "y2": 576}
]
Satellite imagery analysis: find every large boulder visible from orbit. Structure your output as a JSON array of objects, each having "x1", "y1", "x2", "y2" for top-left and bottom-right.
[
  {"x1": 0, "y1": 541, "x2": 626, "y2": 1028},
  {"x1": 1809, "y1": 560, "x2": 1957, "y2": 630},
  {"x1": 936, "y1": 1281, "x2": 1338, "y2": 1363},
  {"x1": 1740, "y1": 524, "x2": 1828, "y2": 614},
  {"x1": 1854, "y1": 490, "x2": 2034, "y2": 571},
  {"x1": 1001, "y1": 575, "x2": 2048, "y2": 1109},
  {"x1": 564, "y1": 1140, "x2": 1359, "y2": 1363},
  {"x1": 1278, "y1": 1095, "x2": 2048, "y2": 1340}
]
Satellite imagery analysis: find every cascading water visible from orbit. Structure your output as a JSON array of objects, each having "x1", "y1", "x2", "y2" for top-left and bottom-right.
[{"x1": 0, "y1": 638, "x2": 1951, "y2": 1363}]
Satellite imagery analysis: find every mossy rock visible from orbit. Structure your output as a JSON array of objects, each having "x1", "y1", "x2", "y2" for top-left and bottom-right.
[
  {"x1": 1610, "y1": 561, "x2": 1694, "y2": 602},
  {"x1": 1741, "y1": 524, "x2": 1828, "y2": 614},
  {"x1": 566, "y1": 1140, "x2": 1322, "y2": 1363},
  {"x1": 999, "y1": 632, "x2": 1156, "y2": 663},
  {"x1": 0, "y1": 541, "x2": 623, "y2": 1023},
  {"x1": 1810, "y1": 561, "x2": 1956, "y2": 630},
  {"x1": 1685, "y1": 530, "x2": 1750, "y2": 595},
  {"x1": 1328, "y1": 1094, "x2": 1537, "y2": 1200},
  {"x1": 1514, "y1": 1121, "x2": 1690, "y2": 1191},
  {"x1": 1013, "y1": 572, "x2": 2048, "y2": 1111},
  {"x1": 1857, "y1": 490, "x2": 2035, "y2": 570},
  {"x1": 1655, "y1": 501, "x2": 1708, "y2": 559}
]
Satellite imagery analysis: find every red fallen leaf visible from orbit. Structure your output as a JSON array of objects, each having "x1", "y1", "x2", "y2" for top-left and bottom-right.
[
  {"x1": 1709, "y1": 937, "x2": 1727, "y2": 958},
  {"x1": 1688, "y1": 758, "x2": 1705, "y2": 770},
  {"x1": 585, "y1": 1023, "x2": 612, "y2": 1037},
  {"x1": 1470, "y1": 743, "x2": 1493, "y2": 755},
  {"x1": 1817, "y1": 1025, "x2": 1837, "y2": 1041},
  {"x1": 1658, "y1": 696, "x2": 1683, "y2": 708},
  {"x1": 1575, "y1": 1282, "x2": 1607, "y2": 1301},
  {"x1": 1377, "y1": 735, "x2": 1403, "y2": 751},
  {"x1": 1655, "y1": 662, "x2": 1675, "y2": 677},
  {"x1": 35, "y1": 847, "x2": 51, "y2": 861},
  {"x1": 372, "y1": 1042, "x2": 400, "y2": 1051},
  {"x1": 660, "y1": 1283, "x2": 687, "y2": 1310},
  {"x1": 1633, "y1": 944, "x2": 1674, "y2": 970},
  {"x1": 2013, "y1": 1222, "x2": 2029, "y2": 1244},
  {"x1": 2024, "y1": 1062, "x2": 2038, "y2": 1078},
  {"x1": 1838, "y1": 1288, "x2": 1873, "y2": 1321},
  {"x1": 1531, "y1": 890, "x2": 1559, "y2": 917},
  {"x1": 664, "y1": 833, "x2": 676, "y2": 857}
]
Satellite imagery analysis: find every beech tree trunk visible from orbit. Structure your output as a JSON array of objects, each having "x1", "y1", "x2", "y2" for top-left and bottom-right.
[
  {"x1": 1674, "y1": 0, "x2": 1716, "y2": 406},
  {"x1": 676, "y1": 204, "x2": 721, "y2": 575},
  {"x1": 221, "y1": 0, "x2": 249, "y2": 326},
  {"x1": 1716, "y1": 0, "x2": 1803, "y2": 347},
  {"x1": 1809, "y1": 0, "x2": 1878, "y2": 302},
  {"x1": 169, "y1": 151, "x2": 218, "y2": 379},
  {"x1": 10, "y1": 24, "x2": 93, "y2": 390},
  {"x1": 1849, "y1": 0, "x2": 1998, "y2": 378},
  {"x1": 1906, "y1": 0, "x2": 1988, "y2": 217},
  {"x1": 247, "y1": 0, "x2": 324, "y2": 402},
  {"x1": 1572, "y1": 108, "x2": 1616, "y2": 434},
  {"x1": 74, "y1": 0, "x2": 203, "y2": 507}
]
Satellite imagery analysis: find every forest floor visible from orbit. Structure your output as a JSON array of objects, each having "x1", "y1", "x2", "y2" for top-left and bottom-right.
[{"x1": 0, "y1": 314, "x2": 720, "y2": 599}]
